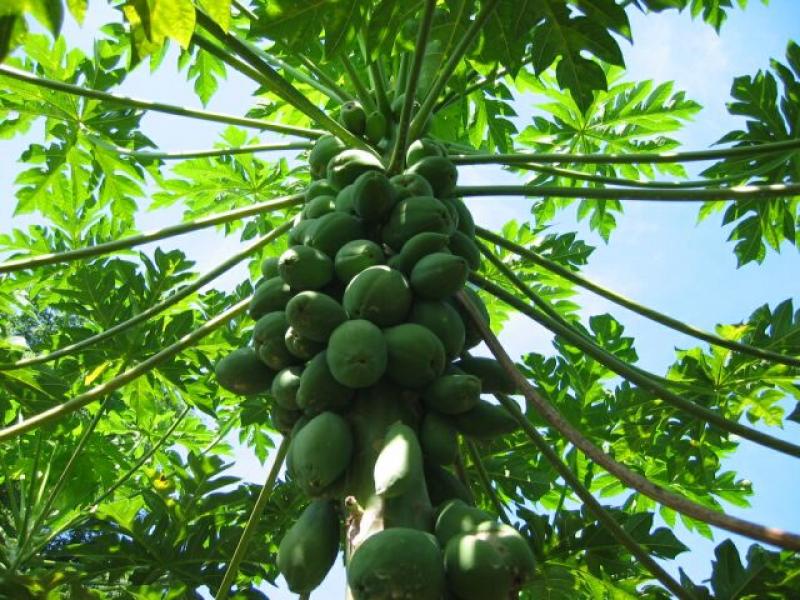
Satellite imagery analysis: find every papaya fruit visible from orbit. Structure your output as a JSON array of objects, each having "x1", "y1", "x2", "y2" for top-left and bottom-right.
[
  {"x1": 454, "y1": 356, "x2": 517, "y2": 394},
  {"x1": 410, "y1": 252, "x2": 469, "y2": 300},
  {"x1": 347, "y1": 528, "x2": 445, "y2": 600},
  {"x1": 406, "y1": 138, "x2": 446, "y2": 167},
  {"x1": 303, "y1": 194, "x2": 336, "y2": 219},
  {"x1": 305, "y1": 211, "x2": 365, "y2": 258},
  {"x1": 309, "y1": 134, "x2": 346, "y2": 180},
  {"x1": 305, "y1": 179, "x2": 339, "y2": 202},
  {"x1": 260, "y1": 256, "x2": 279, "y2": 279},
  {"x1": 390, "y1": 172, "x2": 434, "y2": 200},
  {"x1": 406, "y1": 156, "x2": 458, "y2": 197},
  {"x1": 277, "y1": 500, "x2": 340, "y2": 594},
  {"x1": 435, "y1": 499, "x2": 493, "y2": 546},
  {"x1": 447, "y1": 197, "x2": 475, "y2": 237},
  {"x1": 374, "y1": 421, "x2": 424, "y2": 498},
  {"x1": 270, "y1": 404, "x2": 302, "y2": 434},
  {"x1": 343, "y1": 265, "x2": 412, "y2": 327},
  {"x1": 285, "y1": 291, "x2": 347, "y2": 343},
  {"x1": 422, "y1": 374, "x2": 481, "y2": 415},
  {"x1": 334, "y1": 183, "x2": 357, "y2": 215},
  {"x1": 296, "y1": 351, "x2": 354, "y2": 414},
  {"x1": 383, "y1": 323, "x2": 446, "y2": 388},
  {"x1": 365, "y1": 110, "x2": 388, "y2": 144},
  {"x1": 381, "y1": 196, "x2": 453, "y2": 251},
  {"x1": 339, "y1": 100, "x2": 366, "y2": 135},
  {"x1": 450, "y1": 399, "x2": 520, "y2": 438},
  {"x1": 425, "y1": 463, "x2": 473, "y2": 507},
  {"x1": 278, "y1": 245, "x2": 334, "y2": 291},
  {"x1": 290, "y1": 411, "x2": 354, "y2": 495},
  {"x1": 248, "y1": 277, "x2": 292, "y2": 320},
  {"x1": 420, "y1": 412, "x2": 458, "y2": 465},
  {"x1": 284, "y1": 326, "x2": 325, "y2": 360},
  {"x1": 215, "y1": 347, "x2": 275, "y2": 395},
  {"x1": 474, "y1": 521, "x2": 536, "y2": 588},
  {"x1": 408, "y1": 300, "x2": 465, "y2": 361},
  {"x1": 288, "y1": 217, "x2": 318, "y2": 246},
  {"x1": 327, "y1": 149, "x2": 384, "y2": 189},
  {"x1": 334, "y1": 239, "x2": 385, "y2": 283},
  {"x1": 352, "y1": 170, "x2": 397, "y2": 222},
  {"x1": 271, "y1": 365, "x2": 303, "y2": 410},
  {"x1": 386, "y1": 231, "x2": 450, "y2": 275},
  {"x1": 252, "y1": 311, "x2": 294, "y2": 371},
  {"x1": 450, "y1": 286, "x2": 490, "y2": 350},
  {"x1": 449, "y1": 230, "x2": 481, "y2": 271},
  {"x1": 327, "y1": 320, "x2": 387, "y2": 388}
]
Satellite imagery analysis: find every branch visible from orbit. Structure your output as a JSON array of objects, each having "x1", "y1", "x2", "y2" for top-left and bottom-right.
[
  {"x1": 87, "y1": 136, "x2": 311, "y2": 161},
  {"x1": 0, "y1": 194, "x2": 302, "y2": 275},
  {"x1": 215, "y1": 436, "x2": 290, "y2": 600},
  {"x1": 0, "y1": 66, "x2": 323, "y2": 139},
  {"x1": 476, "y1": 227, "x2": 800, "y2": 368},
  {"x1": 0, "y1": 221, "x2": 293, "y2": 370},
  {"x1": 0, "y1": 297, "x2": 250, "y2": 442},
  {"x1": 464, "y1": 439, "x2": 512, "y2": 526},
  {"x1": 455, "y1": 288, "x2": 800, "y2": 550}
]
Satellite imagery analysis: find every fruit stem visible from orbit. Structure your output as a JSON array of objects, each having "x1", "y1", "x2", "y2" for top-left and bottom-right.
[{"x1": 340, "y1": 53, "x2": 377, "y2": 113}]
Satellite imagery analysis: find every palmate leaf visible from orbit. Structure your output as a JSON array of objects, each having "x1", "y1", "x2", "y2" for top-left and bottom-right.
[{"x1": 627, "y1": 0, "x2": 756, "y2": 31}]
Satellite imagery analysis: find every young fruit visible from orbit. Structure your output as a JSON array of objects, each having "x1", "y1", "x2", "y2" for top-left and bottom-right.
[
  {"x1": 215, "y1": 347, "x2": 275, "y2": 395},
  {"x1": 326, "y1": 319, "x2": 387, "y2": 388},
  {"x1": 339, "y1": 100, "x2": 366, "y2": 135}
]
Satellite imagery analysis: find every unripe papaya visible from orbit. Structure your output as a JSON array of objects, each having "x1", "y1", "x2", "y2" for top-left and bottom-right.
[
  {"x1": 384, "y1": 323, "x2": 446, "y2": 388},
  {"x1": 215, "y1": 347, "x2": 275, "y2": 395},
  {"x1": 408, "y1": 300, "x2": 465, "y2": 361},
  {"x1": 406, "y1": 138, "x2": 446, "y2": 166},
  {"x1": 449, "y1": 230, "x2": 481, "y2": 271},
  {"x1": 420, "y1": 412, "x2": 458, "y2": 465},
  {"x1": 410, "y1": 252, "x2": 469, "y2": 300},
  {"x1": 270, "y1": 404, "x2": 302, "y2": 434},
  {"x1": 327, "y1": 149, "x2": 384, "y2": 189},
  {"x1": 277, "y1": 500, "x2": 340, "y2": 594},
  {"x1": 386, "y1": 231, "x2": 450, "y2": 275},
  {"x1": 450, "y1": 286, "x2": 490, "y2": 350},
  {"x1": 305, "y1": 211, "x2": 365, "y2": 258},
  {"x1": 302, "y1": 194, "x2": 336, "y2": 219},
  {"x1": 381, "y1": 196, "x2": 453, "y2": 251},
  {"x1": 365, "y1": 110, "x2": 388, "y2": 144},
  {"x1": 335, "y1": 184, "x2": 357, "y2": 215},
  {"x1": 271, "y1": 365, "x2": 303, "y2": 410},
  {"x1": 425, "y1": 463, "x2": 473, "y2": 507},
  {"x1": 327, "y1": 320, "x2": 387, "y2": 388},
  {"x1": 352, "y1": 170, "x2": 397, "y2": 222},
  {"x1": 285, "y1": 326, "x2": 325, "y2": 360},
  {"x1": 348, "y1": 528, "x2": 445, "y2": 600},
  {"x1": 253, "y1": 311, "x2": 294, "y2": 371},
  {"x1": 435, "y1": 499, "x2": 493, "y2": 546},
  {"x1": 248, "y1": 277, "x2": 292, "y2": 320},
  {"x1": 339, "y1": 100, "x2": 366, "y2": 135},
  {"x1": 334, "y1": 239, "x2": 385, "y2": 283},
  {"x1": 285, "y1": 291, "x2": 347, "y2": 342},
  {"x1": 390, "y1": 172, "x2": 434, "y2": 200},
  {"x1": 374, "y1": 421, "x2": 424, "y2": 498},
  {"x1": 288, "y1": 217, "x2": 317, "y2": 246},
  {"x1": 260, "y1": 256, "x2": 279, "y2": 279},
  {"x1": 455, "y1": 356, "x2": 517, "y2": 394},
  {"x1": 296, "y1": 351, "x2": 354, "y2": 414},
  {"x1": 309, "y1": 134, "x2": 346, "y2": 180},
  {"x1": 290, "y1": 411, "x2": 354, "y2": 495},
  {"x1": 406, "y1": 156, "x2": 458, "y2": 197},
  {"x1": 474, "y1": 521, "x2": 536, "y2": 587},
  {"x1": 343, "y1": 266, "x2": 412, "y2": 327},
  {"x1": 422, "y1": 374, "x2": 481, "y2": 415},
  {"x1": 451, "y1": 399, "x2": 520, "y2": 438},
  {"x1": 278, "y1": 245, "x2": 333, "y2": 291},
  {"x1": 305, "y1": 179, "x2": 339, "y2": 202}
]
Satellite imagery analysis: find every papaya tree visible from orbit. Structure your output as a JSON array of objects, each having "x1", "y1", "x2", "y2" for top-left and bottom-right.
[{"x1": 0, "y1": 1, "x2": 799, "y2": 599}]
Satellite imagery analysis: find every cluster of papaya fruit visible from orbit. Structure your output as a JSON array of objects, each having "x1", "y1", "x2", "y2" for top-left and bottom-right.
[{"x1": 214, "y1": 103, "x2": 534, "y2": 598}]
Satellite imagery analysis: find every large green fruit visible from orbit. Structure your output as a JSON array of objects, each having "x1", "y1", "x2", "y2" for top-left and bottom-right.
[
  {"x1": 248, "y1": 277, "x2": 292, "y2": 320},
  {"x1": 305, "y1": 179, "x2": 338, "y2": 202},
  {"x1": 270, "y1": 404, "x2": 302, "y2": 434},
  {"x1": 381, "y1": 196, "x2": 453, "y2": 251},
  {"x1": 334, "y1": 239, "x2": 385, "y2": 283},
  {"x1": 352, "y1": 170, "x2": 397, "y2": 222},
  {"x1": 384, "y1": 323, "x2": 446, "y2": 388},
  {"x1": 252, "y1": 311, "x2": 294, "y2": 371},
  {"x1": 335, "y1": 184, "x2": 357, "y2": 215},
  {"x1": 303, "y1": 194, "x2": 336, "y2": 219},
  {"x1": 285, "y1": 291, "x2": 347, "y2": 343},
  {"x1": 386, "y1": 231, "x2": 450, "y2": 275},
  {"x1": 343, "y1": 265, "x2": 412, "y2": 327},
  {"x1": 451, "y1": 399, "x2": 519, "y2": 438},
  {"x1": 290, "y1": 411, "x2": 354, "y2": 495},
  {"x1": 408, "y1": 300, "x2": 465, "y2": 361},
  {"x1": 339, "y1": 100, "x2": 366, "y2": 135},
  {"x1": 374, "y1": 421, "x2": 424, "y2": 498},
  {"x1": 271, "y1": 365, "x2": 303, "y2": 410},
  {"x1": 422, "y1": 374, "x2": 481, "y2": 415},
  {"x1": 296, "y1": 351, "x2": 354, "y2": 414},
  {"x1": 406, "y1": 156, "x2": 458, "y2": 197},
  {"x1": 390, "y1": 172, "x2": 434, "y2": 200},
  {"x1": 327, "y1": 320, "x2": 387, "y2": 388},
  {"x1": 309, "y1": 134, "x2": 346, "y2": 180},
  {"x1": 278, "y1": 245, "x2": 334, "y2": 291},
  {"x1": 260, "y1": 256, "x2": 279, "y2": 279},
  {"x1": 410, "y1": 252, "x2": 469, "y2": 300},
  {"x1": 277, "y1": 500, "x2": 340, "y2": 594},
  {"x1": 449, "y1": 230, "x2": 481, "y2": 271},
  {"x1": 215, "y1": 347, "x2": 275, "y2": 395},
  {"x1": 365, "y1": 110, "x2": 388, "y2": 144},
  {"x1": 420, "y1": 412, "x2": 458, "y2": 465},
  {"x1": 305, "y1": 211, "x2": 365, "y2": 258},
  {"x1": 288, "y1": 217, "x2": 318, "y2": 246},
  {"x1": 348, "y1": 528, "x2": 445, "y2": 600},
  {"x1": 327, "y1": 148, "x2": 384, "y2": 189},
  {"x1": 285, "y1": 326, "x2": 326, "y2": 360},
  {"x1": 455, "y1": 356, "x2": 517, "y2": 394},
  {"x1": 406, "y1": 138, "x2": 446, "y2": 166},
  {"x1": 435, "y1": 499, "x2": 493, "y2": 546},
  {"x1": 447, "y1": 197, "x2": 475, "y2": 237},
  {"x1": 425, "y1": 463, "x2": 473, "y2": 507},
  {"x1": 451, "y1": 286, "x2": 490, "y2": 350}
]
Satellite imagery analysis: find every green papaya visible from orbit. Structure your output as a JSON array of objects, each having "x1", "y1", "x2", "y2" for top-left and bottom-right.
[
  {"x1": 248, "y1": 277, "x2": 292, "y2": 320},
  {"x1": 454, "y1": 356, "x2": 517, "y2": 394},
  {"x1": 271, "y1": 365, "x2": 303, "y2": 410},
  {"x1": 296, "y1": 351, "x2": 354, "y2": 414},
  {"x1": 391, "y1": 93, "x2": 421, "y2": 118},
  {"x1": 450, "y1": 286, "x2": 490, "y2": 350},
  {"x1": 352, "y1": 170, "x2": 397, "y2": 222},
  {"x1": 390, "y1": 172, "x2": 434, "y2": 200},
  {"x1": 374, "y1": 421, "x2": 424, "y2": 498},
  {"x1": 327, "y1": 149, "x2": 384, "y2": 189},
  {"x1": 309, "y1": 134, "x2": 346, "y2": 180},
  {"x1": 285, "y1": 291, "x2": 347, "y2": 343},
  {"x1": 340, "y1": 100, "x2": 366, "y2": 135},
  {"x1": 384, "y1": 323, "x2": 446, "y2": 389},
  {"x1": 284, "y1": 326, "x2": 326, "y2": 360},
  {"x1": 406, "y1": 156, "x2": 458, "y2": 197},
  {"x1": 334, "y1": 239, "x2": 385, "y2": 283},
  {"x1": 335, "y1": 183, "x2": 357, "y2": 215},
  {"x1": 408, "y1": 300, "x2": 465, "y2": 361},
  {"x1": 215, "y1": 347, "x2": 275, "y2": 395},
  {"x1": 305, "y1": 211, "x2": 365, "y2": 258},
  {"x1": 288, "y1": 217, "x2": 318, "y2": 246},
  {"x1": 435, "y1": 499, "x2": 493, "y2": 546},
  {"x1": 447, "y1": 197, "x2": 475, "y2": 237},
  {"x1": 270, "y1": 404, "x2": 302, "y2": 434},
  {"x1": 277, "y1": 500, "x2": 341, "y2": 594},
  {"x1": 260, "y1": 256, "x2": 279, "y2": 279},
  {"x1": 290, "y1": 411, "x2": 354, "y2": 495},
  {"x1": 327, "y1": 320, "x2": 387, "y2": 388},
  {"x1": 305, "y1": 179, "x2": 339, "y2": 202},
  {"x1": 451, "y1": 399, "x2": 520, "y2": 438},
  {"x1": 406, "y1": 138, "x2": 446, "y2": 166},
  {"x1": 420, "y1": 412, "x2": 458, "y2": 465},
  {"x1": 253, "y1": 311, "x2": 294, "y2": 371},
  {"x1": 410, "y1": 252, "x2": 469, "y2": 300},
  {"x1": 381, "y1": 196, "x2": 453, "y2": 251},
  {"x1": 348, "y1": 528, "x2": 445, "y2": 600},
  {"x1": 386, "y1": 231, "x2": 450, "y2": 275},
  {"x1": 422, "y1": 374, "x2": 481, "y2": 415},
  {"x1": 365, "y1": 110, "x2": 388, "y2": 144},
  {"x1": 475, "y1": 521, "x2": 536, "y2": 587},
  {"x1": 449, "y1": 230, "x2": 481, "y2": 271},
  {"x1": 303, "y1": 194, "x2": 336, "y2": 219},
  {"x1": 425, "y1": 463, "x2": 473, "y2": 507},
  {"x1": 278, "y1": 245, "x2": 334, "y2": 291},
  {"x1": 343, "y1": 266, "x2": 412, "y2": 327}
]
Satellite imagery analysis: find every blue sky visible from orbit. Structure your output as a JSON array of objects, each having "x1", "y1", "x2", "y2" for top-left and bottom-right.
[{"x1": 1, "y1": 1, "x2": 799, "y2": 598}]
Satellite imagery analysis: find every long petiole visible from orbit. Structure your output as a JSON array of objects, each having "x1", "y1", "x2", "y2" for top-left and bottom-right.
[
  {"x1": 340, "y1": 53, "x2": 377, "y2": 112},
  {"x1": 464, "y1": 440, "x2": 512, "y2": 526},
  {"x1": 87, "y1": 136, "x2": 311, "y2": 161}
]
